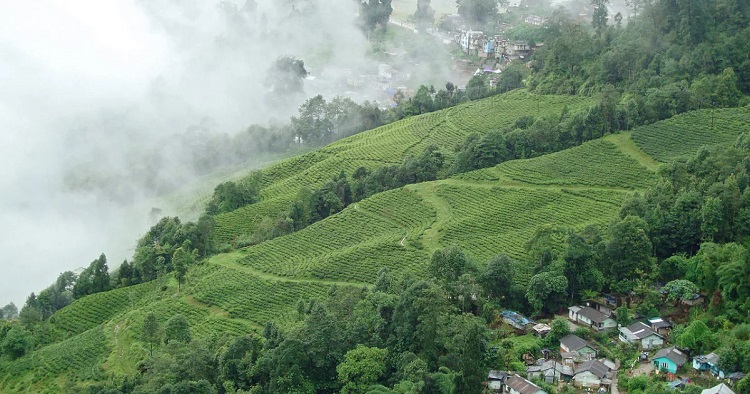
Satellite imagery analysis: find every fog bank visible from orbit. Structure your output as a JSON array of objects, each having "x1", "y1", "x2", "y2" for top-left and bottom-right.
[{"x1": 0, "y1": 0, "x2": 374, "y2": 307}]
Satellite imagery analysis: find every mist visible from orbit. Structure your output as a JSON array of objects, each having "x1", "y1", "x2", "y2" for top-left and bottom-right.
[{"x1": 0, "y1": 0, "x2": 425, "y2": 307}]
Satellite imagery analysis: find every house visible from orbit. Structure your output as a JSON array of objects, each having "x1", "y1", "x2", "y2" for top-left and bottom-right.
[
  {"x1": 459, "y1": 30, "x2": 484, "y2": 54},
  {"x1": 532, "y1": 323, "x2": 551, "y2": 336},
  {"x1": 527, "y1": 360, "x2": 574, "y2": 384},
  {"x1": 693, "y1": 353, "x2": 725, "y2": 378},
  {"x1": 653, "y1": 346, "x2": 687, "y2": 375},
  {"x1": 481, "y1": 38, "x2": 496, "y2": 58},
  {"x1": 619, "y1": 322, "x2": 665, "y2": 349},
  {"x1": 560, "y1": 334, "x2": 597, "y2": 359},
  {"x1": 682, "y1": 293, "x2": 705, "y2": 306},
  {"x1": 488, "y1": 370, "x2": 510, "y2": 393},
  {"x1": 728, "y1": 372, "x2": 746, "y2": 386},
  {"x1": 648, "y1": 317, "x2": 673, "y2": 335},
  {"x1": 701, "y1": 383, "x2": 735, "y2": 394},
  {"x1": 501, "y1": 310, "x2": 533, "y2": 331},
  {"x1": 505, "y1": 374, "x2": 547, "y2": 394},
  {"x1": 568, "y1": 306, "x2": 617, "y2": 330},
  {"x1": 524, "y1": 15, "x2": 546, "y2": 26},
  {"x1": 572, "y1": 360, "x2": 613, "y2": 389}
]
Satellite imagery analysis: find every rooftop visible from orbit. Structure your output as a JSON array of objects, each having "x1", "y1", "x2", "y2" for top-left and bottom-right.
[
  {"x1": 621, "y1": 322, "x2": 662, "y2": 340},
  {"x1": 654, "y1": 346, "x2": 687, "y2": 366},
  {"x1": 577, "y1": 306, "x2": 612, "y2": 324},
  {"x1": 507, "y1": 374, "x2": 546, "y2": 394},
  {"x1": 560, "y1": 334, "x2": 592, "y2": 352},
  {"x1": 701, "y1": 383, "x2": 735, "y2": 394},
  {"x1": 575, "y1": 360, "x2": 611, "y2": 379}
]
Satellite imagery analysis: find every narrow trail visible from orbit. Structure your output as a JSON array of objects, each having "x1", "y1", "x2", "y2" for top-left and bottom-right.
[
  {"x1": 604, "y1": 132, "x2": 663, "y2": 172},
  {"x1": 409, "y1": 183, "x2": 454, "y2": 251}
]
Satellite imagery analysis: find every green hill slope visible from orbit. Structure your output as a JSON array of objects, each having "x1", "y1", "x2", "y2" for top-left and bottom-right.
[
  {"x1": 2, "y1": 94, "x2": 686, "y2": 393},
  {"x1": 213, "y1": 91, "x2": 595, "y2": 244},
  {"x1": 632, "y1": 106, "x2": 750, "y2": 162}
]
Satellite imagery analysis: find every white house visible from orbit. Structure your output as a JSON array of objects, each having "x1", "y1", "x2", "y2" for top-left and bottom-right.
[
  {"x1": 619, "y1": 322, "x2": 664, "y2": 349},
  {"x1": 572, "y1": 360, "x2": 613, "y2": 389},
  {"x1": 568, "y1": 306, "x2": 617, "y2": 330},
  {"x1": 701, "y1": 383, "x2": 734, "y2": 394}
]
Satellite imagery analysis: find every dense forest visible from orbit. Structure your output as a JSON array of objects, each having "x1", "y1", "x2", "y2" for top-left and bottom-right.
[{"x1": 2, "y1": 0, "x2": 750, "y2": 393}]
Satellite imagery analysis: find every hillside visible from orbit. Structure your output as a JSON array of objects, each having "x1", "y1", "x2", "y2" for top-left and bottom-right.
[
  {"x1": 632, "y1": 106, "x2": 750, "y2": 162},
  {"x1": 0, "y1": 107, "x2": 667, "y2": 391},
  {"x1": 213, "y1": 90, "x2": 595, "y2": 245},
  {"x1": 8, "y1": 97, "x2": 746, "y2": 392}
]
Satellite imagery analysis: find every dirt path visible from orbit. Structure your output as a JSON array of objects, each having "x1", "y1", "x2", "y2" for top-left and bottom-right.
[{"x1": 604, "y1": 132, "x2": 663, "y2": 172}]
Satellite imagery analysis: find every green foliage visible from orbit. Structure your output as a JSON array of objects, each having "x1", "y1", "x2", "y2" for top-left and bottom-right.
[
  {"x1": 358, "y1": 0, "x2": 393, "y2": 32},
  {"x1": 428, "y1": 246, "x2": 469, "y2": 287},
  {"x1": 526, "y1": 271, "x2": 569, "y2": 314},
  {"x1": 675, "y1": 320, "x2": 716, "y2": 355},
  {"x1": 0, "y1": 325, "x2": 32, "y2": 360},
  {"x1": 205, "y1": 176, "x2": 261, "y2": 216},
  {"x1": 142, "y1": 312, "x2": 160, "y2": 357},
  {"x1": 337, "y1": 345, "x2": 388, "y2": 394},
  {"x1": 73, "y1": 254, "x2": 111, "y2": 299},
  {"x1": 164, "y1": 314, "x2": 192, "y2": 344},
  {"x1": 266, "y1": 56, "x2": 308, "y2": 100},
  {"x1": 663, "y1": 280, "x2": 700, "y2": 304}
]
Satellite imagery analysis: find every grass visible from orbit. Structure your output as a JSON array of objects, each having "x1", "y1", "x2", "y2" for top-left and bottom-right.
[{"x1": 632, "y1": 106, "x2": 750, "y2": 162}]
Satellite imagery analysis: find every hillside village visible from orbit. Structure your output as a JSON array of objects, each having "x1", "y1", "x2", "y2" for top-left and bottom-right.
[{"x1": 489, "y1": 294, "x2": 746, "y2": 394}]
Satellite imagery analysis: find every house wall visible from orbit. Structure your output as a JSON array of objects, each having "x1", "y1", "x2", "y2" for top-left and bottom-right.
[
  {"x1": 580, "y1": 346, "x2": 597, "y2": 357},
  {"x1": 573, "y1": 372, "x2": 601, "y2": 388},
  {"x1": 640, "y1": 335, "x2": 664, "y2": 350},
  {"x1": 653, "y1": 358, "x2": 678, "y2": 374}
]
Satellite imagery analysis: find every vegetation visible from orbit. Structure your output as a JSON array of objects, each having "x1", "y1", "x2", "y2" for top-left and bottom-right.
[{"x1": 4, "y1": 0, "x2": 750, "y2": 391}]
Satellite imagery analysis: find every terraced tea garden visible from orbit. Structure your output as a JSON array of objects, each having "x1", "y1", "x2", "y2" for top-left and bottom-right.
[
  {"x1": 459, "y1": 136, "x2": 658, "y2": 190},
  {"x1": 213, "y1": 91, "x2": 596, "y2": 244},
  {"x1": 632, "y1": 106, "x2": 750, "y2": 162}
]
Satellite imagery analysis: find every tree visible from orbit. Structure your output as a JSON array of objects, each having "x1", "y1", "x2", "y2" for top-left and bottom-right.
[
  {"x1": 526, "y1": 271, "x2": 569, "y2": 314},
  {"x1": 1, "y1": 303, "x2": 18, "y2": 320},
  {"x1": 591, "y1": 0, "x2": 610, "y2": 38},
  {"x1": 604, "y1": 216, "x2": 654, "y2": 284},
  {"x1": 457, "y1": 0, "x2": 498, "y2": 26},
  {"x1": 359, "y1": 0, "x2": 393, "y2": 33},
  {"x1": 172, "y1": 247, "x2": 190, "y2": 291},
  {"x1": 455, "y1": 316, "x2": 487, "y2": 394},
  {"x1": 413, "y1": 0, "x2": 435, "y2": 30},
  {"x1": 564, "y1": 232, "x2": 603, "y2": 301},
  {"x1": 291, "y1": 95, "x2": 334, "y2": 144},
  {"x1": 546, "y1": 317, "x2": 572, "y2": 344},
  {"x1": 393, "y1": 281, "x2": 450, "y2": 367},
  {"x1": 164, "y1": 314, "x2": 191, "y2": 344},
  {"x1": 676, "y1": 320, "x2": 716, "y2": 355},
  {"x1": 337, "y1": 345, "x2": 388, "y2": 394},
  {"x1": 481, "y1": 254, "x2": 515, "y2": 300},
  {"x1": 1, "y1": 325, "x2": 32, "y2": 359},
  {"x1": 73, "y1": 253, "x2": 111, "y2": 299},
  {"x1": 265, "y1": 56, "x2": 308, "y2": 104},
  {"x1": 663, "y1": 279, "x2": 700, "y2": 306},
  {"x1": 428, "y1": 246, "x2": 469, "y2": 288},
  {"x1": 142, "y1": 312, "x2": 160, "y2": 357}
]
